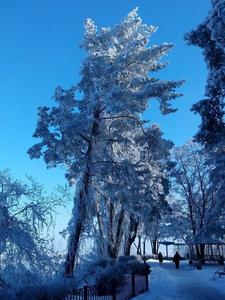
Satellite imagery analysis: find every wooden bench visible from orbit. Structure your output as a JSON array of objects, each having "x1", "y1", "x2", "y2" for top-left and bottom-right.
[{"x1": 191, "y1": 255, "x2": 224, "y2": 265}]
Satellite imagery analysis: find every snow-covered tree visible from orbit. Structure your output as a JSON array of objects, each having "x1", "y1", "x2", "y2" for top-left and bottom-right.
[
  {"x1": 185, "y1": 0, "x2": 225, "y2": 216},
  {"x1": 28, "y1": 8, "x2": 183, "y2": 276},
  {"x1": 171, "y1": 142, "x2": 225, "y2": 257},
  {"x1": 122, "y1": 125, "x2": 173, "y2": 256},
  {"x1": 61, "y1": 124, "x2": 173, "y2": 259},
  {"x1": 0, "y1": 170, "x2": 62, "y2": 291},
  {"x1": 64, "y1": 122, "x2": 173, "y2": 259}
]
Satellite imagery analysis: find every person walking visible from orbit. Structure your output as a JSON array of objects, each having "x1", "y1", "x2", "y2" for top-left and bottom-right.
[
  {"x1": 158, "y1": 252, "x2": 163, "y2": 264},
  {"x1": 173, "y1": 251, "x2": 181, "y2": 269}
]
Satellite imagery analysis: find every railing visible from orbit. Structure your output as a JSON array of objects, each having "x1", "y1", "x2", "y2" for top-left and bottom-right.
[
  {"x1": 64, "y1": 272, "x2": 149, "y2": 300},
  {"x1": 65, "y1": 286, "x2": 112, "y2": 300},
  {"x1": 190, "y1": 254, "x2": 224, "y2": 265}
]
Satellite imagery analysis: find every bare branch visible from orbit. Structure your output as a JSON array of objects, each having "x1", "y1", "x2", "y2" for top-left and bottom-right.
[{"x1": 100, "y1": 115, "x2": 146, "y2": 134}]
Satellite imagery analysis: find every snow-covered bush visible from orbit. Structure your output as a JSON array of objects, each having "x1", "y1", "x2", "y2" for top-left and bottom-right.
[
  {"x1": 79, "y1": 257, "x2": 116, "y2": 285},
  {"x1": 0, "y1": 264, "x2": 78, "y2": 300},
  {"x1": 117, "y1": 255, "x2": 150, "y2": 275},
  {"x1": 96, "y1": 264, "x2": 125, "y2": 295},
  {"x1": 94, "y1": 255, "x2": 150, "y2": 295},
  {"x1": 73, "y1": 256, "x2": 124, "y2": 294},
  {"x1": 16, "y1": 276, "x2": 78, "y2": 300},
  {"x1": 0, "y1": 170, "x2": 69, "y2": 299}
]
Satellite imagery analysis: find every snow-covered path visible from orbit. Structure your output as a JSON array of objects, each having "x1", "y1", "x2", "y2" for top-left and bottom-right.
[{"x1": 135, "y1": 260, "x2": 225, "y2": 300}]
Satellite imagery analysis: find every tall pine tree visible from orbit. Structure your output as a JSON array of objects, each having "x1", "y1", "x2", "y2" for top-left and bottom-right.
[
  {"x1": 29, "y1": 8, "x2": 183, "y2": 276},
  {"x1": 185, "y1": 0, "x2": 225, "y2": 235}
]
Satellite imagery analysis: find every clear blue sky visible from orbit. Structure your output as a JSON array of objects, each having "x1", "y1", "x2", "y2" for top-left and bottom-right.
[{"x1": 0, "y1": 0, "x2": 210, "y2": 190}]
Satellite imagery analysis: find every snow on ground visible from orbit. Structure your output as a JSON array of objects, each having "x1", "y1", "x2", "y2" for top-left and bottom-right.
[{"x1": 135, "y1": 259, "x2": 225, "y2": 300}]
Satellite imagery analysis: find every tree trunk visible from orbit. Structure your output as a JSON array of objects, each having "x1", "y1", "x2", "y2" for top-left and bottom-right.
[
  {"x1": 196, "y1": 244, "x2": 200, "y2": 258},
  {"x1": 210, "y1": 244, "x2": 214, "y2": 256},
  {"x1": 64, "y1": 172, "x2": 89, "y2": 277},
  {"x1": 196, "y1": 244, "x2": 205, "y2": 260},
  {"x1": 151, "y1": 239, "x2": 158, "y2": 255},
  {"x1": 200, "y1": 244, "x2": 205, "y2": 260},
  {"x1": 64, "y1": 113, "x2": 100, "y2": 277},
  {"x1": 107, "y1": 200, "x2": 115, "y2": 258},
  {"x1": 96, "y1": 199, "x2": 106, "y2": 256},
  {"x1": 109, "y1": 208, "x2": 125, "y2": 258},
  {"x1": 104, "y1": 198, "x2": 126, "y2": 259},
  {"x1": 143, "y1": 237, "x2": 147, "y2": 255},
  {"x1": 124, "y1": 215, "x2": 139, "y2": 256},
  {"x1": 137, "y1": 235, "x2": 142, "y2": 255}
]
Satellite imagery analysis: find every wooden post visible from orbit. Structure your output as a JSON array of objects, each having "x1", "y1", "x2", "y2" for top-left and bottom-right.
[
  {"x1": 132, "y1": 273, "x2": 136, "y2": 297},
  {"x1": 84, "y1": 285, "x2": 88, "y2": 300}
]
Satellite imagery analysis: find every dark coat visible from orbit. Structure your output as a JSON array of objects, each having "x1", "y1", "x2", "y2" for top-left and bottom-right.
[
  {"x1": 173, "y1": 253, "x2": 181, "y2": 264},
  {"x1": 158, "y1": 252, "x2": 163, "y2": 263}
]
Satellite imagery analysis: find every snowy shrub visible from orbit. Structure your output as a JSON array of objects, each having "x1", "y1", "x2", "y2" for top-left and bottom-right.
[
  {"x1": 75, "y1": 257, "x2": 116, "y2": 285},
  {"x1": 0, "y1": 274, "x2": 78, "y2": 300},
  {"x1": 117, "y1": 255, "x2": 137, "y2": 265},
  {"x1": 75, "y1": 257, "x2": 124, "y2": 295},
  {"x1": 95, "y1": 265, "x2": 125, "y2": 295},
  {"x1": 17, "y1": 276, "x2": 78, "y2": 300},
  {"x1": 118, "y1": 256, "x2": 150, "y2": 275}
]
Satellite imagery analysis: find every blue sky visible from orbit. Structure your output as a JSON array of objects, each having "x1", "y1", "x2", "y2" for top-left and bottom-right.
[{"x1": 0, "y1": 0, "x2": 210, "y2": 191}]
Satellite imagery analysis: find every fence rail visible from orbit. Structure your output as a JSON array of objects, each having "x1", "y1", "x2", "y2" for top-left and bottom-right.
[{"x1": 64, "y1": 272, "x2": 149, "y2": 300}]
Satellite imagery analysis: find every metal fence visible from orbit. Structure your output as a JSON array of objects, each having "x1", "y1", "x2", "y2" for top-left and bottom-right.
[
  {"x1": 65, "y1": 285, "x2": 112, "y2": 300},
  {"x1": 64, "y1": 272, "x2": 149, "y2": 300}
]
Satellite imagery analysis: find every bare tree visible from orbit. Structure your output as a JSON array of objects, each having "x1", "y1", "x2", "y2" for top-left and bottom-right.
[{"x1": 171, "y1": 142, "x2": 223, "y2": 258}]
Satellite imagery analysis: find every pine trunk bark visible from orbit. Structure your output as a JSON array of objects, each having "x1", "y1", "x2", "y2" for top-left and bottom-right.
[
  {"x1": 64, "y1": 171, "x2": 90, "y2": 277},
  {"x1": 96, "y1": 199, "x2": 106, "y2": 255},
  {"x1": 108, "y1": 207, "x2": 125, "y2": 258},
  {"x1": 200, "y1": 244, "x2": 205, "y2": 260},
  {"x1": 151, "y1": 239, "x2": 158, "y2": 255},
  {"x1": 137, "y1": 235, "x2": 142, "y2": 255},
  {"x1": 64, "y1": 113, "x2": 100, "y2": 277},
  {"x1": 124, "y1": 215, "x2": 139, "y2": 256},
  {"x1": 143, "y1": 237, "x2": 147, "y2": 255},
  {"x1": 107, "y1": 199, "x2": 115, "y2": 258}
]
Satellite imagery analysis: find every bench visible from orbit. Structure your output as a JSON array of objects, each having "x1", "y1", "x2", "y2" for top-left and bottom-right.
[
  {"x1": 214, "y1": 268, "x2": 225, "y2": 278},
  {"x1": 190, "y1": 255, "x2": 224, "y2": 265}
]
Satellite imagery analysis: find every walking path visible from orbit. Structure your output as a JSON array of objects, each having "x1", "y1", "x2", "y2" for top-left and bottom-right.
[{"x1": 135, "y1": 260, "x2": 225, "y2": 300}]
